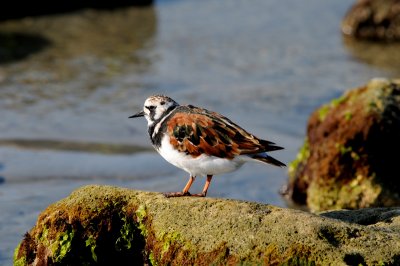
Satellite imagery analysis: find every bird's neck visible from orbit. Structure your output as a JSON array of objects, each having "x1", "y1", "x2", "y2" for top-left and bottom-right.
[{"x1": 148, "y1": 105, "x2": 178, "y2": 147}]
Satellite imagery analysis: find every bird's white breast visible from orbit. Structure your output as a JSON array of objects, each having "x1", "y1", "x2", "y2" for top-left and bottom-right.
[{"x1": 156, "y1": 135, "x2": 245, "y2": 177}]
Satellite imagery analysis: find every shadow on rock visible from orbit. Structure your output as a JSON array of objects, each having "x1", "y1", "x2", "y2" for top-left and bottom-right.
[
  {"x1": 0, "y1": 32, "x2": 51, "y2": 64},
  {"x1": 321, "y1": 207, "x2": 400, "y2": 228}
]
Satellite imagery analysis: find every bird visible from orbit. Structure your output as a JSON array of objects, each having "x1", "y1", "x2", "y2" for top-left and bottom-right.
[{"x1": 129, "y1": 95, "x2": 285, "y2": 197}]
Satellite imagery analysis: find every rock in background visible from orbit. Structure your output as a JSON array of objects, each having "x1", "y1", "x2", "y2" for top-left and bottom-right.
[
  {"x1": 285, "y1": 78, "x2": 400, "y2": 212},
  {"x1": 14, "y1": 185, "x2": 400, "y2": 265},
  {"x1": 0, "y1": 0, "x2": 153, "y2": 21},
  {"x1": 342, "y1": 0, "x2": 400, "y2": 41}
]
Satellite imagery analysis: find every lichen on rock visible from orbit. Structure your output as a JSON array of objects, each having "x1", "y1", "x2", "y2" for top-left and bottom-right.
[
  {"x1": 285, "y1": 78, "x2": 400, "y2": 212},
  {"x1": 14, "y1": 185, "x2": 400, "y2": 265}
]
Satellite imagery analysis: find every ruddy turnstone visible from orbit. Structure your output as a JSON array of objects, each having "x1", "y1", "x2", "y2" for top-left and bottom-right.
[{"x1": 130, "y1": 95, "x2": 285, "y2": 197}]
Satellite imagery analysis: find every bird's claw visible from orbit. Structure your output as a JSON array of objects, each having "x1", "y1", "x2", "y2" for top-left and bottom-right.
[
  {"x1": 163, "y1": 191, "x2": 191, "y2": 198},
  {"x1": 163, "y1": 191, "x2": 206, "y2": 198},
  {"x1": 189, "y1": 192, "x2": 207, "y2": 197}
]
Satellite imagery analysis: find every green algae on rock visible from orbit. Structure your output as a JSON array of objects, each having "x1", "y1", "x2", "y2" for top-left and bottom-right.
[
  {"x1": 14, "y1": 185, "x2": 400, "y2": 265},
  {"x1": 285, "y1": 78, "x2": 400, "y2": 212},
  {"x1": 15, "y1": 186, "x2": 146, "y2": 265}
]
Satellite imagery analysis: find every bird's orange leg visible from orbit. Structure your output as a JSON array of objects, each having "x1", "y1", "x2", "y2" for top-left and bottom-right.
[
  {"x1": 191, "y1": 175, "x2": 213, "y2": 197},
  {"x1": 163, "y1": 176, "x2": 195, "y2": 198},
  {"x1": 163, "y1": 175, "x2": 213, "y2": 198}
]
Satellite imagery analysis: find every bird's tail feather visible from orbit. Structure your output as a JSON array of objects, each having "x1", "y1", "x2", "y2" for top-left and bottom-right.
[
  {"x1": 259, "y1": 140, "x2": 284, "y2": 151},
  {"x1": 251, "y1": 154, "x2": 286, "y2": 167}
]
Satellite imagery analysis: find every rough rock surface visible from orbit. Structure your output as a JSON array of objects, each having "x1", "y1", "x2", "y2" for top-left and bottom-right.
[
  {"x1": 342, "y1": 0, "x2": 400, "y2": 41},
  {"x1": 285, "y1": 78, "x2": 400, "y2": 212},
  {"x1": 14, "y1": 185, "x2": 400, "y2": 265}
]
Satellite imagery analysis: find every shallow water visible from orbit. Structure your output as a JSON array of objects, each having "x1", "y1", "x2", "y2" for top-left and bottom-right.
[{"x1": 1, "y1": 0, "x2": 400, "y2": 264}]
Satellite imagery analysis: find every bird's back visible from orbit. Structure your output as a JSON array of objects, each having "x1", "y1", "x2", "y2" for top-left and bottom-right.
[{"x1": 162, "y1": 104, "x2": 283, "y2": 159}]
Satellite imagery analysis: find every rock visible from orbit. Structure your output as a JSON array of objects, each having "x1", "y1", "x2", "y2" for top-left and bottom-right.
[
  {"x1": 342, "y1": 0, "x2": 400, "y2": 41},
  {"x1": 14, "y1": 185, "x2": 400, "y2": 265},
  {"x1": 285, "y1": 78, "x2": 400, "y2": 212},
  {"x1": 0, "y1": 0, "x2": 153, "y2": 21}
]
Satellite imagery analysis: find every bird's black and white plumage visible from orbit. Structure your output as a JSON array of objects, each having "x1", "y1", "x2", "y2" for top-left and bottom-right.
[{"x1": 130, "y1": 95, "x2": 285, "y2": 197}]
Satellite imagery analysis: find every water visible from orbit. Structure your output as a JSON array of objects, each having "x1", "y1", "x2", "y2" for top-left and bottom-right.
[{"x1": 2, "y1": 0, "x2": 400, "y2": 264}]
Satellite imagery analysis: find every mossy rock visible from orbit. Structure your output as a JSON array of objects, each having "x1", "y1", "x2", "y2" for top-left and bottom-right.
[
  {"x1": 15, "y1": 185, "x2": 400, "y2": 265},
  {"x1": 285, "y1": 78, "x2": 400, "y2": 212}
]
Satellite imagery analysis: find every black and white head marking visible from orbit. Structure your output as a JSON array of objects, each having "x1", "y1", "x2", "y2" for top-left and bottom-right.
[{"x1": 142, "y1": 95, "x2": 179, "y2": 126}]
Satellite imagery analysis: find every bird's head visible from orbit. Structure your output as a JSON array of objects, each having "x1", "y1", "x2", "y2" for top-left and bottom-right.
[{"x1": 129, "y1": 95, "x2": 179, "y2": 125}]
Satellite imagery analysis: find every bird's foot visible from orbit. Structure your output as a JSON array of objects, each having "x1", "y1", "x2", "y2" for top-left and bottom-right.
[
  {"x1": 163, "y1": 191, "x2": 206, "y2": 198},
  {"x1": 163, "y1": 191, "x2": 191, "y2": 198},
  {"x1": 189, "y1": 192, "x2": 207, "y2": 197}
]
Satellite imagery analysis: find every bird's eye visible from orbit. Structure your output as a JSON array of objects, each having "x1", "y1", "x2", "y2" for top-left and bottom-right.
[
  {"x1": 146, "y1": 105, "x2": 156, "y2": 111},
  {"x1": 160, "y1": 101, "x2": 165, "y2": 105}
]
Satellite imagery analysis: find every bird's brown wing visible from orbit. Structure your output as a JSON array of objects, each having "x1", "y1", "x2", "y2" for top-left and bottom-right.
[{"x1": 166, "y1": 105, "x2": 282, "y2": 159}]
